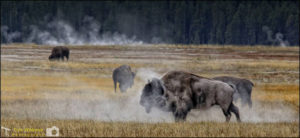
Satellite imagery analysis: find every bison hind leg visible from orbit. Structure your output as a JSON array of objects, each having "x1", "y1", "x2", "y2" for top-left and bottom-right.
[
  {"x1": 219, "y1": 101, "x2": 232, "y2": 122},
  {"x1": 229, "y1": 103, "x2": 241, "y2": 122},
  {"x1": 222, "y1": 108, "x2": 232, "y2": 122}
]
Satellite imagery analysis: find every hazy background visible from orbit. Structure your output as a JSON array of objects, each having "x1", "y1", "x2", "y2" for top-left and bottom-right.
[{"x1": 1, "y1": 1, "x2": 299, "y2": 46}]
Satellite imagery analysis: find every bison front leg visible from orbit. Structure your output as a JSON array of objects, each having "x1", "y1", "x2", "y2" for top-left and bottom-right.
[
  {"x1": 60, "y1": 56, "x2": 64, "y2": 61},
  {"x1": 172, "y1": 99, "x2": 193, "y2": 122},
  {"x1": 173, "y1": 108, "x2": 188, "y2": 122}
]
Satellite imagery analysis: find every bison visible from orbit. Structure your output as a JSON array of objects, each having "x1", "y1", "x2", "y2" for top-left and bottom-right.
[
  {"x1": 213, "y1": 76, "x2": 254, "y2": 108},
  {"x1": 113, "y1": 65, "x2": 135, "y2": 93},
  {"x1": 49, "y1": 46, "x2": 70, "y2": 61},
  {"x1": 140, "y1": 71, "x2": 241, "y2": 122}
]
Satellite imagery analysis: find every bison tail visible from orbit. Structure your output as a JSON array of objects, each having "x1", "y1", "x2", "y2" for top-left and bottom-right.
[
  {"x1": 228, "y1": 83, "x2": 238, "y2": 94},
  {"x1": 250, "y1": 81, "x2": 254, "y2": 87}
]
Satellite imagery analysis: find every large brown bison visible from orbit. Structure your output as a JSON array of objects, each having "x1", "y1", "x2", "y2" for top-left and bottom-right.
[
  {"x1": 139, "y1": 71, "x2": 241, "y2": 122},
  {"x1": 113, "y1": 65, "x2": 135, "y2": 93},
  {"x1": 213, "y1": 76, "x2": 254, "y2": 108},
  {"x1": 49, "y1": 46, "x2": 70, "y2": 61}
]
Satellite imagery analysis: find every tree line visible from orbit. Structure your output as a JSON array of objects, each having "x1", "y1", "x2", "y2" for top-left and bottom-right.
[{"x1": 1, "y1": 0, "x2": 299, "y2": 46}]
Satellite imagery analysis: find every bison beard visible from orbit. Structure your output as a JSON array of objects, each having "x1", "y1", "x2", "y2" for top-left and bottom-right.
[{"x1": 140, "y1": 71, "x2": 241, "y2": 122}]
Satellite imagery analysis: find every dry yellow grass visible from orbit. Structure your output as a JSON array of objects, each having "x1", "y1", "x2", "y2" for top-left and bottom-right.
[
  {"x1": 1, "y1": 119, "x2": 298, "y2": 137},
  {"x1": 2, "y1": 75, "x2": 298, "y2": 105},
  {"x1": 1, "y1": 44, "x2": 299, "y2": 137},
  {"x1": 253, "y1": 84, "x2": 299, "y2": 110}
]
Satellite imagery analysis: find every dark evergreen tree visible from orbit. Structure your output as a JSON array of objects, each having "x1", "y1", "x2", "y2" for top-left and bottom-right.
[{"x1": 1, "y1": 0, "x2": 299, "y2": 46}]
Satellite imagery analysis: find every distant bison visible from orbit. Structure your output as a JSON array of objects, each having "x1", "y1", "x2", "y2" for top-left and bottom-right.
[
  {"x1": 213, "y1": 76, "x2": 254, "y2": 108},
  {"x1": 113, "y1": 65, "x2": 135, "y2": 93},
  {"x1": 140, "y1": 71, "x2": 241, "y2": 122},
  {"x1": 49, "y1": 46, "x2": 70, "y2": 61}
]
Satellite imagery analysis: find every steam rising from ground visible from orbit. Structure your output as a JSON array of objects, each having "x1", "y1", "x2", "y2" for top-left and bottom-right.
[
  {"x1": 1, "y1": 26, "x2": 21, "y2": 43},
  {"x1": 262, "y1": 26, "x2": 290, "y2": 47},
  {"x1": 1, "y1": 16, "x2": 144, "y2": 45},
  {"x1": 2, "y1": 69, "x2": 298, "y2": 123},
  {"x1": 2, "y1": 21, "x2": 293, "y2": 47},
  {"x1": 187, "y1": 101, "x2": 298, "y2": 123}
]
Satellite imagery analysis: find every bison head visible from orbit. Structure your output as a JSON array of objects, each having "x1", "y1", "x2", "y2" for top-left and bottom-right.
[
  {"x1": 119, "y1": 83, "x2": 130, "y2": 92},
  {"x1": 48, "y1": 54, "x2": 55, "y2": 61},
  {"x1": 140, "y1": 78, "x2": 167, "y2": 113}
]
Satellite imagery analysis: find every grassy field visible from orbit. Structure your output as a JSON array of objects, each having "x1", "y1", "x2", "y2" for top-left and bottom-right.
[
  {"x1": 1, "y1": 44, "x2": 299, "y2": 137},
  {"x1": 1, "y1": 119, "x2": 298, "y2": 137}
]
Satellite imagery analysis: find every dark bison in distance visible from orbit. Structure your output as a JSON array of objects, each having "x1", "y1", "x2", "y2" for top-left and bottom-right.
[
  {"x1": 113, "y1": 65, "x2": 136, "y2": 93},
  {"x1": 49, "y1": 46, "x2": 70, "y2": 61},
  {"x1": 140, "y1": 71, "x2": 241, "y2": 122},
  {"x1": 213, "y1": 76, "x2": 254, "y2": 108}
]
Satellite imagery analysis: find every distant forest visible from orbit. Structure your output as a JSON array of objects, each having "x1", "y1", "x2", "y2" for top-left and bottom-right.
[{"x1": 1, "y1": 1, "x2": 299, "y2": 46}]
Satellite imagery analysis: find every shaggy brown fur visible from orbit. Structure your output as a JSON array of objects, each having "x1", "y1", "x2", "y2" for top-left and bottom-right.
[
  {"x1": 140, "y1": 71, "x2": 241, "y2": 122},
  {"x1": 49, "y1": 46, "x2": 70, "y2": 61}
]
